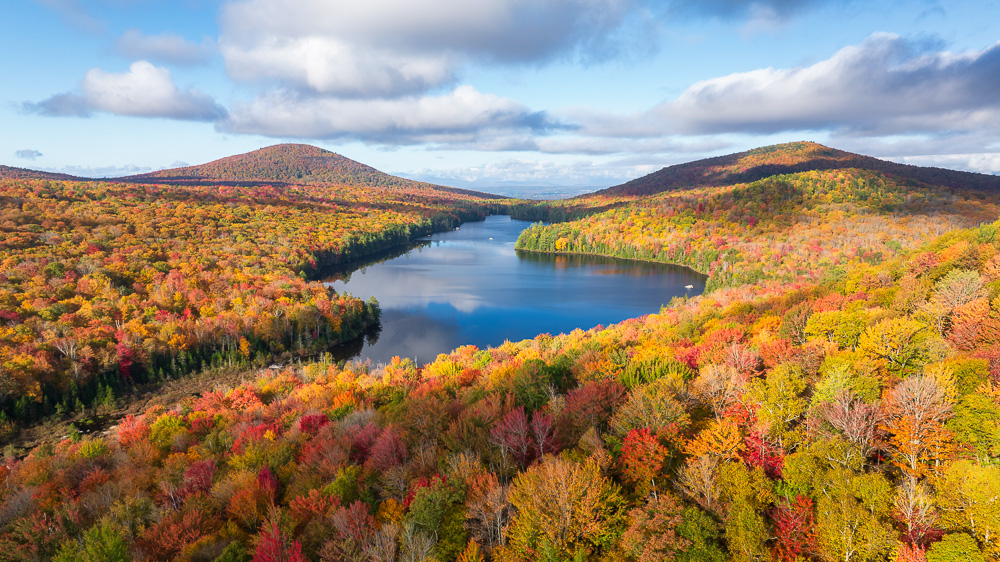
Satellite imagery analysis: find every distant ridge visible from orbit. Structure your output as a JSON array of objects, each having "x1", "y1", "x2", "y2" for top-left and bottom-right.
[
  {"x1": 593, "y1": 141, "x2": 1000, "y2": 197},
  {"x1": 0, "y1": 165, "x2": 84, "y2": 181}
]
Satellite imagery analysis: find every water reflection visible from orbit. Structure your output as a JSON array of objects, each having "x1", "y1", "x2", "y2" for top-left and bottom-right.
[{"x1": 326, "y1": 215, "x2": 706, "y2": 365}]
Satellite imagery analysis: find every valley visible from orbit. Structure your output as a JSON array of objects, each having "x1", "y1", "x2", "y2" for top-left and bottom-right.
[{"x1": 1, "y1": 142, "x2": 999, "y2": 561}]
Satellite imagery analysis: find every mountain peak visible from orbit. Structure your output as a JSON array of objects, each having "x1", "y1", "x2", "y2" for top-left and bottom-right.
[
  {"x1": 128, "y1": 143, "x2": 428, "y2": 189},
  {"x1": 594, "y1": 141, "x2": 1000, "y2": 196}
]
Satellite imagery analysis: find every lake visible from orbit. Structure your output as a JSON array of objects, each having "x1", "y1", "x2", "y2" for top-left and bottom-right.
[{"x1": 326, "y1": 215, "x2": 706, "y2": 365}]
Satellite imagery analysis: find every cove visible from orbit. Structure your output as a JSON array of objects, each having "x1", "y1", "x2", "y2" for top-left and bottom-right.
[{"x1": 325, "y1": 215, "x2": 706, "y2": 365}]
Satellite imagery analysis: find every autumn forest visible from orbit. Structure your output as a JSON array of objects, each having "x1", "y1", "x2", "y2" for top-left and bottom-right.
[{"x1": 2, "y1": 142, "x2": 1000, "y2": 562}]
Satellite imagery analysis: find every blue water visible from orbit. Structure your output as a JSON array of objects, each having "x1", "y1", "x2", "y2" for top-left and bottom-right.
[{"x1": 327, "y1": 215, "x2": 706, "y2": 365}]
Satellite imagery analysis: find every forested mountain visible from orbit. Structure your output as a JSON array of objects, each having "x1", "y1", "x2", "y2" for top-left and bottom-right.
[
  {"x1": 515, "y1": 144, "x2": 1000, "y2": 292},
  {"x1": 127, "y1": 144, "x2": 497, "y2": 198},
  {"x1": 0, "y1": 165, "x2": 83, "y2": 182},
  {"x1": 593, "y1": 142, "x2": 1000, "y2": 197}
]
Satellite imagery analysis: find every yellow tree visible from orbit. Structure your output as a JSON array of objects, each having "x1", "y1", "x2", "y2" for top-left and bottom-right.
[{"x1": 502, "y1": 456, "x2": 626, "y2": 560}]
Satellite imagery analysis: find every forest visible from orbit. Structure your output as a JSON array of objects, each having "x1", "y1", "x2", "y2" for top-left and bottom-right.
[
  {"x1": 0, "y1": 170, "x2": 503, "y2": 431},
  {"x1": 1, "y1": 142, "x2": 999, "y2": 561},
  {"x1": 516, "y1": 168, "x2": 1000, "y2": 291},
  {"x1": 0, "y1": 216, "x2": 995, "y2": 561}
]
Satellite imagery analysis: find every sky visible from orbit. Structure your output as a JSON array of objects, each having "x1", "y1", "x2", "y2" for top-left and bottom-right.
[{"x1": 2, "y1": 0, "x2": 999, "y2": 193}]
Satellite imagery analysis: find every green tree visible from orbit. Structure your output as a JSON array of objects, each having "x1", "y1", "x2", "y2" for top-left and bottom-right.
[
  {"x1": 675, "y1": 507, "x2": 726, "y2": 562},
  {"x1": 813, "y1": 468, "x2": 896, "y2": 562},
  {"x1": 405, "y1": 476, "x2": 468, "y2": 561},
  {"x1": 52, "y1": 521, "x2": 131, "y2": 562},
  {"x1": 805, "y1": 309, "x2": 866, "y2": 349},
  {"x1": 717, "y1": 462, "x2": 773, "y2": 562},
  {"x1": 926, "y1": 533, "x2": 986, "y2": 562},
  {"x1": 747, "y1": 363, "x2": 807, "y2": 448},
  {"x1": 936, "y1": 461, "x2": 1000, "y2": 553},
  {"x1": 946, "y1": 394, "x2": 1000, "y2": 464}
]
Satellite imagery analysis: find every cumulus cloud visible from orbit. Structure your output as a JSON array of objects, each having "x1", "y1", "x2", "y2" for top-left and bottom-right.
[
  {"x1": 216, "y1": 0, "x2": 844, "y2": 98},
  {"x1": 219, "y1": 0, "x2": 657, "y2": 97},
  {"x1": 115, "y1": 29, "x2": 215, "y2": 65},
  {"x1": 826, "y1": 131, "x2": 1000, "y2": 159},
  {"x1": 535, "y1": 136, "x2": 731, "y2": 156},
  {"x1": 80, "y1": 62, "x2": 226, "y2": 120},
  {"x1": 26, "y1": 93, "x2": 92, "y2": 117},
  {"x1": 219, "y1": 85, "x2": 557, "y2": 143},
  {"x1": 223, "y1": 36, "x2": 456, "y2": 97},
  {"x1": 26, "y1": 61, "x2": 227, "y2": 121},
  {"x1": 662, "y1": 33, "x2": 1000, "y2": 135},
  {"x1": 820, "y1": 132, "x2": 1000, "y2": 175},
  {"x1": 15, "y1": 149, "x2": 43, "y2": 160},
  {"x1": 892, "y1": 152, "x2": 1000, "y2": 175},
  {"x1": 555, "y1": 105, "x2": 671, "y2": 139}
]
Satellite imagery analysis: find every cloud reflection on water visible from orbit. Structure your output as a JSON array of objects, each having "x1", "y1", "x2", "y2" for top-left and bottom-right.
[{"x1": 328, "y1": 215, "x2": 707, "y2": 364}]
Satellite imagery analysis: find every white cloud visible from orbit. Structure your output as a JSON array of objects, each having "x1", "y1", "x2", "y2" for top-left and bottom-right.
[
  {"x1": 216, "y1": 0, "x2": 845, "y2": 99},
  {"x1": 115, "y1": 29, "x2": 215, "y2": 65},
  {"x1": 81, "y1": 62, "x2": 226, "y2": 120},
  {"x1": 27, "y1": 61, "x2": 227, "y2": 121},
  {"x1": 542, "y1": 136, "x2": 731, "y2": 155},
  {"x1": 539, "y1": 33, "x2": 1000, "y2": 173},
  {"x1": 222, "y1": 35, "x2": 455, "y2": 97},
  {"x1": 662, "y1": 33, "x2": 1000, "y2": 135},
  {"x1": 219, "y1": 0, "x2": 653, "y2": 97},
  {"x1": 891, "y1": 152, "x2": 1000, "y2": 175},
  {"x1": 219, "y1": 85, "x2": 553, "y2": 143}
]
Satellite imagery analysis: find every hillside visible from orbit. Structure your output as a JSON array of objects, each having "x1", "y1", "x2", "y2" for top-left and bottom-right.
[
  {"x1": 593, "y1": 141, "x2": 1000, "y2": 197},
  {"x1": 0, "y1": 165, "x2": 83, "y2": 181},
  {"x1": 515, "y1": 143, "x2": 1000, "y2": 291},
  {"x1": 0, "y1": 164, "x2": 506, "y2": 437},
  {"x1": 127, "y1": 143, "x2": 500, "y2": 198}
]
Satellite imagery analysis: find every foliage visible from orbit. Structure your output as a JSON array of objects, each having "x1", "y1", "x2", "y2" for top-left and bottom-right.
[
  {"x1": 1, "y1": 144, "x2": 1000, "y2": 560},
  {"x1": 515, "y1": 143, "x2": 1000, "y2": 292},
  {"x1": 51, "y1": 521, "x2": 130, "y2": 562},
  {"x1": 504, "y1": 456, "x2": 626, "y2": 559},
  {"x1": 0, "y1": 162, "x2": 503, "y2": 426},
  {"x1": 925, "y1": 533, "x2": 986, "y2": 562}
]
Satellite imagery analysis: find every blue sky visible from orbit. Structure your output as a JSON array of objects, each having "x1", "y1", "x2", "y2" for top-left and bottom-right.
[{"x1": 3, "y1": 0, "x2": 999, "y2": 191}]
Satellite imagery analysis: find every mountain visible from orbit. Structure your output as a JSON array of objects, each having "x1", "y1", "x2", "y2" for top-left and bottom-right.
[
  {"x1": 125, "y1": 143, "x2": 498, "y2": 198},
  {"x1": 593, "y1": 141, "x2": 1000, "y2": 197},
  {"x1": 0, "y1": 165, "x2": 83, "y2": 181},
  {"x1": 515, "y1": 140, "x2": 1000, "y2": 291},
  {"x1": 128, "y1": 144, "x2": 405, "y2": 185}
]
